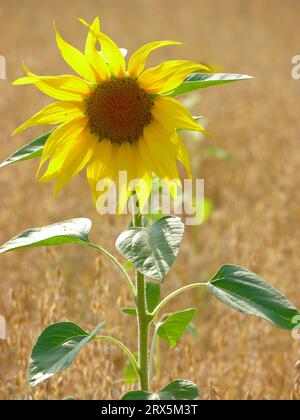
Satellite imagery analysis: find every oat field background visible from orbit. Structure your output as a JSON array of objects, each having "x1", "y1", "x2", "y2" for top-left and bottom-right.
[{"x1": 1, "y1": 0, "x2": 300, "y2": 400}]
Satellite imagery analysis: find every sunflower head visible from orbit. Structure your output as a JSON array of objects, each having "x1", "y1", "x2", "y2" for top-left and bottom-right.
[
  {"x1": 86, "y1": 78, "x2": 154, "y2": 144},
  {"x1": 12, "y1": 17, "x2": 207, "y2": 212}
]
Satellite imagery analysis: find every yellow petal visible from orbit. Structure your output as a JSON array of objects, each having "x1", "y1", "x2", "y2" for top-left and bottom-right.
[
  {"x1": 170, "y1": 131, "x2": 192, "y2": 178},
  {"x1": 13, "y1": 69, "x2": 91, "y2": 101},
  {"x1": 79, "y1": 19, "x2": 125, "y2": 78},
  {"x1": 152, "y1": 96, "x2": 205, "y2": 132},
  {"x1": 38, "y1": 117, "x2": 88, "y2": 172},
  {"x1": 54, "y1": 23, "x2": 96, "y2": 82},
  {"x1": 128, "y1": 40, "x2": 181, "y2": 78},
  {"x1": 52, "y1": 129, "x2": 97, "y2": 195},
  {"x1": 138, "y1": 60, "x2": 209, "y2": 94},
  {"x1": 132, "y1": 157, "x2": 152, "y2": 212},
  {"x1": 112, "y1": 142, "x2": 153, "y2": 212},
  {"x1": 98, "y1": 31, "x2": 126, "y2": 78},
  {"x1": 80, "y1": 17, "x2": 111, "y2": 82},
  {"x1": 139, "y1": 120, "x2": 181, "y2": 196},
  {"x1": 86, "y1": 139, "x2": 114, "y2": 203},
  {"x1": 39, "y1": 138, "x2": 78, "y2": 182},
  {"x1": 117, "y1": 144, "x2": 132, "y2": 213},
  {"x1": 12, "y1": 101, "x2": 86, "y2": 135},
  {"x1": 135, "y1": 170, "x2": 152, "y2": 212}
]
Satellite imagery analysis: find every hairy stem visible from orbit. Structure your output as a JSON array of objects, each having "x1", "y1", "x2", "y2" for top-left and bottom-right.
[
  {"x1": 133, "y1": 205, "x2": 150, "y2": 392},
  {"x1": 149, "y1": 323, "x2": 158, "y2": 382}
]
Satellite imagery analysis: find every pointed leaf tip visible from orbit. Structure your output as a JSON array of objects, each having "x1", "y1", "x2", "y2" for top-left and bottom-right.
[{"x1": 0, "y1": 218, "x2": 92, "y2": 254}]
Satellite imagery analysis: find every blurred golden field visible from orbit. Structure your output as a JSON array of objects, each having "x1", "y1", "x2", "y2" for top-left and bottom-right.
[{"x1": 1, "y1": 0, "x2": 300, "y2": 400}]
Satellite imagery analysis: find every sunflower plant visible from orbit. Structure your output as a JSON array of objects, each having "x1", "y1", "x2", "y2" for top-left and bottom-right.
[{"x1": 1, "y1": 18, "x2": 299, "y2": 400}]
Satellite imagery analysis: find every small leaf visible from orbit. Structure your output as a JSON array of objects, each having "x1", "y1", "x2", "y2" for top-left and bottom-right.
[
  {"x1": 121, "y1": 379, "x2": 199, "y2": 400},
  {"x1": 167, "y1": 73, "x2": 253, "y2": 97},
  {"x1": 157, "y1": 308, "x2": 197, "y2": 348},
  {"x1": 29, "y1": 321, "x2": 104, "y2": 387},
  {"x1": 116, "y1": 216, "x2": 184, "y2": 281},
  {"x1": 146, "y1": 282, "x2": 160, "y2": 312},
  {"x1": 0, "y1": 131, "x2": 51, "y2": 168},
  {"x1": 208, "y1": 264, "x2": 300, "y2": 329},
  {"x1": 123, "y1": 352, "x2": 138, "y2": 386},
  {"x1": 121, "y1": 307, "x2": 137, "y2": 316},
  {"x1": 0, "y1": 218, "x2": 92, "y2": 254},
  {"x1": 160, "y1": 380, "x2": 199, "y2": 400}
]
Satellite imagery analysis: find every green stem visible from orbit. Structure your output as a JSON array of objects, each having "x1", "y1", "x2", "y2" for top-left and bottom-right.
[
  {"x1": 151, "y1": 282, "x2": 208, "y2": 319},
  {"x1": 88, "y1": 243, "x2": 135, "y2": 301},
  {"x1": 149, "y1": 323, "x2": 158, "y2": 382},
  {"x1": 132, "y1": 204, "x2": 150, "y2": 392},
  {"x1": 96, "y1": 335, "x2": 139, "y2": 377}
]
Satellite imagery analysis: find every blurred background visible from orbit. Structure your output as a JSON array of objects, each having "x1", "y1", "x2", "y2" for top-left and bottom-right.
[{"x1": 1, "y1": 0, "x2": 300, "y2": 400}]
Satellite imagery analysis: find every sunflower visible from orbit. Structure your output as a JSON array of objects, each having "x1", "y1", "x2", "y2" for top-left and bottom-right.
[{"x1": 12, "y1": 17, "x2": 207, "y2": 211}]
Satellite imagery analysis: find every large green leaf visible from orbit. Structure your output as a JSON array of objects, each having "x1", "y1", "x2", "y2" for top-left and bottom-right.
[
  {"x1": 167, "y1": 73, "x2": 253, "y2": 97},
  {"x1": 208, "y1": 264, "x2": 300, "y2": 329},
  {"x1": 157, "y1": 308, "x2": 197, "y2": 348},
  {"x1": 0, "y1": 218, "x2": 92, "y2": 253},
  {"x1": 115, "y1": 216, "x2": 184, "y2": 281},
  {"x1": 29, "y1": 321, "x2": 104, "y2": 387},
  {"x1": 0, "y1": 131, "x2": 51, "y2": 168},
  {"x1": 121, "y1": 380, "x2": 199, "y2": 400}
]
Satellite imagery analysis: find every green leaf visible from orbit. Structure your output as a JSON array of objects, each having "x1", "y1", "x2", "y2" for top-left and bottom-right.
[
  {"x1": 146, "y1": 282, "x2": 160, "y2": 312},
  {"x1": 0, "y1": 218, "x2": 92, "y2": 254},
  {"x1": 121, "y1": 380, "x2": 199, "y2": 400},
  {"x1": 157, "y1": 308, "x2": 197, "y2": 348},
  {"x1": 121, "y1": 390, "x2": 152, "y2": 400},
  {"x1": 208, "y1": 264, "x2": 300, "y2": 329},
  {"x1": 167, "y1": 73, "x2": 253, "y2": 97},
  {"x1": 123, "y1": 352, "x2": 138, "y2": 386},
  {"x1": 0, "y1": 131, "x2": 51, "y2": 169},
  {"x1": 116, "y1": 216, "x2": 184, "y2": 281},
  {"x1": 160, "y1": 380, "x2": 199, "y2": 400},
  {"x1": 121, "y1": 307, "x2": 137, "y2": 316},
  {"x1": 28, "y1": 321, "x2": 104, "y2": 387}
]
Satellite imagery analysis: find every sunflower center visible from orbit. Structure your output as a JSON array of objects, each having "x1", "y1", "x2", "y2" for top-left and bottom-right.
[{"x1": 86, "y1": 78, "x2": 154, "y2": 144}]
